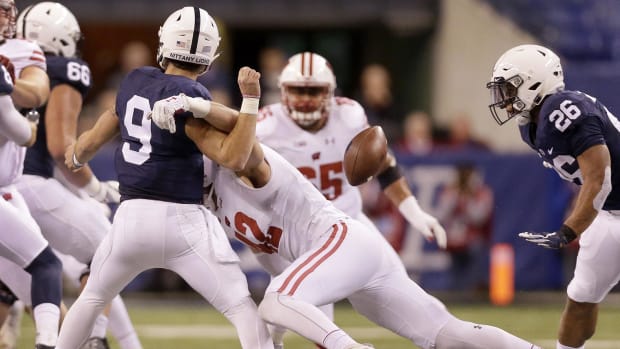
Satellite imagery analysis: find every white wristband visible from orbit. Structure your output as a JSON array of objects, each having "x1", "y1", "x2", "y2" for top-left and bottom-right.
[
  {"x1": 186, "y1": 96, "x2": 212, "y2": 119},
  {"x1": 82, "y1": 176, "x2": 102, "y2": 197},
  {"x1": 398, "y1": 196, "x2": 423, "y2": 218},
  {"x1": 239, "y1": 97, "x2": 260, "y2": 115}
]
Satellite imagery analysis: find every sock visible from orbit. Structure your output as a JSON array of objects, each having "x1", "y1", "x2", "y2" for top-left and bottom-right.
[
  {"x1": 222, "y1": 296, "x2": 272, "y2": 349},
  {"x1": 90, "y1": 313, "x2": 109, "y2": 339},
  {"x1": 557, "y1": 342, "x2": 584, "y2": 349},
  {"x1": 108, "y1": 295, "x2": 143, "y2": 349},
  {"x1": 268, "y1": 323, "x2": 286, "y2": 346},
  {"x1": 323, "y1": 329, "x2": 357, "y2": 349},
  {"x1": 33, "y1": 302, "x2": 60, "y2": 347},
  {"x1": 435, "y1": 317, "x2": 541, "y2": 349}
]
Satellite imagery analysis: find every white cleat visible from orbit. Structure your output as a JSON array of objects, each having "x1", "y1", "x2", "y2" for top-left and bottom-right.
[{"x1": 0, "y1": 301, "x2": 25, "y2": 349}]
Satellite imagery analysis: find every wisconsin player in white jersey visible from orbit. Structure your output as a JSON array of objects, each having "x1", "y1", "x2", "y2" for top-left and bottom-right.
[
  {"x1": 255, "y1": 51, "x2": 446, "y2": 347},
  {"x1": 0, "y1": 2, "x2": 63, "y2": 348},
  {"x1": 257, "y1": 51, "x2": 445, "y2": 248},
  {"x1": 488, "y1": 44, "x2": 620, "y2": 349},
  {"x1": 197, "y1": 137, "x2": 541, "y2": 349},
  {"x1": 0, "y1": 3, "x2": 142, "y2": 349},
  {"x1": 57, "y1": 7, "x2": 273, "y2": 349}
]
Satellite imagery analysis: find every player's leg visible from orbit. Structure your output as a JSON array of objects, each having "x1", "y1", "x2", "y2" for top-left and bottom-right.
[
  {"x1": 346, "y1": 227, "x2": 540, "y2": 349},
  {"x1": 259, "y1": 220, "x2": 380, "y2": 349},
  {"x1": 0, "y1": 188, "x2": 62, "y2": 348},
  {"x1": 56, "y1": 201, "x2": 155, "y2": 349},
  {"x1": 559, "y1": 212, "x2": 620, "y2": 348},
  {"x1": 167, "y1": 206, "x2": 273, "y2": 349},
  {"x1": 108, "y1": 296, "x2": 142, "y2": 349}
]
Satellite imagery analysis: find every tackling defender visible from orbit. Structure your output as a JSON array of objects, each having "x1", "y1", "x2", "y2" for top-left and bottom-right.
[{"x1": 488, "y1": 44, "x2": 620, "y2": 349}]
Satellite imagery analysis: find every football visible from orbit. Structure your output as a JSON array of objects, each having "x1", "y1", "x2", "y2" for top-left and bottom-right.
[{"x1": 344, "y1": 126, "x2": 388, "y2": 186}]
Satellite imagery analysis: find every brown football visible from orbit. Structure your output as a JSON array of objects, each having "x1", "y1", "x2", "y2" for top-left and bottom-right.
[{"x1": 344, "y1": 126, "x2": 388, "y2": 186}]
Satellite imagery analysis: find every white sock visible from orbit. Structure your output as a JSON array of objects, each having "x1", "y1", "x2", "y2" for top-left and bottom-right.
[
  {"x1": 108, "y1": 295, "x2": 143, "y2": 349},
  {"x1": 222, "y1": 296, "x2": 273, "y2": 349},
  {"x1": 33, "y1": 302, "x2": 60, "y2": 347},
  {"x1": 435, "y1": 317, "x2": 541, "y2": 349},
  {"x1": 323, "y1": 329, "x2": 357, "y2": 349},
  {"x1": 90, "y1": 313, "x2": 109, "y2": 339},
  {"x1": 268, "y1": 323, "x2": 286, "y2": 346},
  {"x1": 557, "y1": 341, "x2": 584, "y2": 349}
]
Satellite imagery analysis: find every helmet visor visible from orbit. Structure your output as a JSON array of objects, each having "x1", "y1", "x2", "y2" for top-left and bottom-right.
[{"x1": 486, "y1": 76, "x2": 522, "y2": 125}]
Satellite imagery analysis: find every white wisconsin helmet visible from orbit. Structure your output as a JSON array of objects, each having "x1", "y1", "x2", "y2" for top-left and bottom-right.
[
  {"x1": 278, "y1": 52, "x2": 336, "y2": 127},
  {"x1": 0, "y1": 0, "x2": 16, "y2": 39},
  {"x1": 157, "y1": 6, "x2": 220, "y2": 72},
  {"x1": 16, "y1": 2, "x2": 81, "y2": 57},
  {"x1": 487, "y1": 44, "x2": 565, "y2": 125}
]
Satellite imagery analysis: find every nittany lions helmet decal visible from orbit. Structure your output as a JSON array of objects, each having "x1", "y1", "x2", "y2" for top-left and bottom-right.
[
  {"x1": 157, "y1": 6, "x2": 220, "y2": 72},
  {"x1": 487, "y1": 44, "x2": 565, "y2": 125},
  {"x1": 16, "y1": 2, "x2": 82, "y2": 57},
  {"x1": 278, "y1": 52, "x2": 336, "y2": 127}
]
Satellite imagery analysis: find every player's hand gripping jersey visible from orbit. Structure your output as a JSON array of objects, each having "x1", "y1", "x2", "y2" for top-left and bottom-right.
[{"x1": 257, "y1": 98, "x2": 368, "y2": 216}]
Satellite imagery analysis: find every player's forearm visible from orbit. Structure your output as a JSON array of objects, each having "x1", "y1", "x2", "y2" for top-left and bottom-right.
[
  {"x1": 12, "y1": 77, "x2": 49, "y2": 108},
  {"x1": 218, "y1": 113, "x2": 257, "y2": 170},
  {"x1": 564, "y1": 181, "x2": 604, "y2": 234},
  {"x1": 0, "y1": 95, "x2": 36, "y2": 146},
  {"x1": 194, "y1": 99, "x2": 238, "y2": 132},
  {"x1": 74, "y1": 109, "x2": 119, "y2": 164}
]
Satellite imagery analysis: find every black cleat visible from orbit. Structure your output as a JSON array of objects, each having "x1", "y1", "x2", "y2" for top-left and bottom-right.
[{"x1": 81, "y1": 337, "x2": 110, "y2": 349}]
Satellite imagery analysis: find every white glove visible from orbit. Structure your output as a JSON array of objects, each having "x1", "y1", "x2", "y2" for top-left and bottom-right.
[
  {"x1": 398, "y1": 196, "x2": 447, "y2": 249},
  {"x1": 149, "y1": 93, "x2": 191, "y2": 134},
  {"x1": 83, "y1": 177, "x2": 120, "y2": 204}
]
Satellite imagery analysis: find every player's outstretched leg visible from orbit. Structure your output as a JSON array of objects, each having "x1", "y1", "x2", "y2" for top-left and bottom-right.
[
  {"x1": 435, "y1": 316, "x2": 541, "y2": 349},
  {"x1": 259, "y1": 292, "x2": 366, "y2": 349}
]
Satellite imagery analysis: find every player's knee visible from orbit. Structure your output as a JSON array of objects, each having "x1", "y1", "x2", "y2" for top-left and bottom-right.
[
  {"x1": 25, "y1": 246, "x2": 62, "y2": 277},
  {"x1": 258, "y1": 292, "x2": 280, "y2": 324}
]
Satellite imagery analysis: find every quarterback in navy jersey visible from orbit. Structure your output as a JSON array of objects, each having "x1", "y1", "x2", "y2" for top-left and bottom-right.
[
  {"x1": 488, "y1": 44, "x2": 618, "y2": 349},
  {"x1": 10, "y1": 3, "x2": 143, "y2": 349},
  {"x1": 58, "y1": 6, "x2": 273, "y2": 349}
]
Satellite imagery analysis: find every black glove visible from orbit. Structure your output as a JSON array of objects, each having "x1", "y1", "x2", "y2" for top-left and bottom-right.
[{"x1": 519, "y1": 225, "x2": 578, "y2": 249}]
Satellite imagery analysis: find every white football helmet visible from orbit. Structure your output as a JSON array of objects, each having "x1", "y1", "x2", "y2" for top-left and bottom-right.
[
  {"x1": 157, "y1": 6, "x2": 220, "y2": 73},
  {"x1": 278, "y1": 52, "x2": 336, "y2": 128},
  {"x1": 0, "y1": 0, "x2": 16, "y2": 39},
  {"x1": 487, "y1": 44, "x2": 565, "y2": 125},
  {"x1": 16, "y1": 2, "x2": 81, "y2": 57}
]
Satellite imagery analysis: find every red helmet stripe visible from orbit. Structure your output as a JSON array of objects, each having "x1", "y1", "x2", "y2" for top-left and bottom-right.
[
  {"x1": 308, "y1": 52, "x2": 313, "y2": 76},
  {"x1": 300, "y1": 51, "x2": 306, "y2": 76}
]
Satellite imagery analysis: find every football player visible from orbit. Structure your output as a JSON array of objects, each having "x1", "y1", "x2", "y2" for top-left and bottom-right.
[
  {"x1": 56, "y1": 6, "x2": 273, "y2": 349},
  {"x1": 0, "y1": 1, "x2": 63, "y2": 348},
  {"x1": 194, "y1": 136, "x2": 541, "y2": 349},
  {"x1": 255, "y1": 51, "x2": 447, "y2": 347},
  {"x1": 2, "y1": 3, "x2": 140, "y2": 349},
  {"x1": 487, "y1": 44, "x2": 620, "y2": 349}
]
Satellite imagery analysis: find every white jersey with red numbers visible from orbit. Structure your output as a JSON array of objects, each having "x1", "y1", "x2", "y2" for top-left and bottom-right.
[
  {"x1": 257, "y1": 98, "x2": 369, "y2": 217},
  {"x1": 204, "y1": 145, "x2": 349, "y2": 262},
  {"x1": 0, "y1": 39, "x2": 46, "y2": 186}
]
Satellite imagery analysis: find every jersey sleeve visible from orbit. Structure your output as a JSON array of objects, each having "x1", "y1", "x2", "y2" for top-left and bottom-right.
[
  {"x1": 567, "y1": 115, "x2": 606, "y2": 157},
  {"x1": 0, "y1": 65, "x2": 13, "y2": 95},
  {"x1": 47, "y1": 56, "x2": 91, "y2": 99}
]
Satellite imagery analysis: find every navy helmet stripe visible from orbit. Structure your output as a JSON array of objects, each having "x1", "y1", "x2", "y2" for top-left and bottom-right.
[
  {"x1": 20, "y1": 4, "x2": 37, "y2": 41},
  {"x1": 190, "y1": 7, "x2": 200, "y2": 54}
]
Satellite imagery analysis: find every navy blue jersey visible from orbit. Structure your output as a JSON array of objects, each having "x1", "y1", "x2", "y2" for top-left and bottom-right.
[
  {"x1": 23, "y1": 55, "x2": 91, "y2": 178},
  {"x1": 115, "y1": 66, "x2": 212, "y2": 204},
  {"x1": 519, "y1": 90, "x2": 620, "y2": 210},
  {"x1": 0, "y1": 65, "x2": 13, "y2": 94}
]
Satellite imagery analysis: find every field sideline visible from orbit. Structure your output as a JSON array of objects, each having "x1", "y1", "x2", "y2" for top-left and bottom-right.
[{"x1": 15, "y1": 295, "x2": 620, "y2": 349}]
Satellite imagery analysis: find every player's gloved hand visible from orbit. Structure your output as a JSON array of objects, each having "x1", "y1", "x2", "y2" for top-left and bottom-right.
[
  {"x1": 149, "y1": 93, "x2": 191, "y2": 134},
  {"x1": 519, "y1": 225, "x2": 578, "y2": 249},
  {"x1": 83, "y1": 177, "x2": 120, "y2": 204},
  {"x1": 398, "y1": 196, "x2": 447, "y2": 249}
]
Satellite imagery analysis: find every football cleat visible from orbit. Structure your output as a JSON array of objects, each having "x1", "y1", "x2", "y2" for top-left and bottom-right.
[
  {"x1": 0, "y1": 300, "x2": 24, "y2": 349},
  {"x1": 80, "y1": 337, "x2": 110, "y2": 349}
]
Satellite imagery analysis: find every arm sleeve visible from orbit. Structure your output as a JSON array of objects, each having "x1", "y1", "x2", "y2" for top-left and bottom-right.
[{"x1": 0, "y1": 95, "x2": 31, "y2": 144}]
